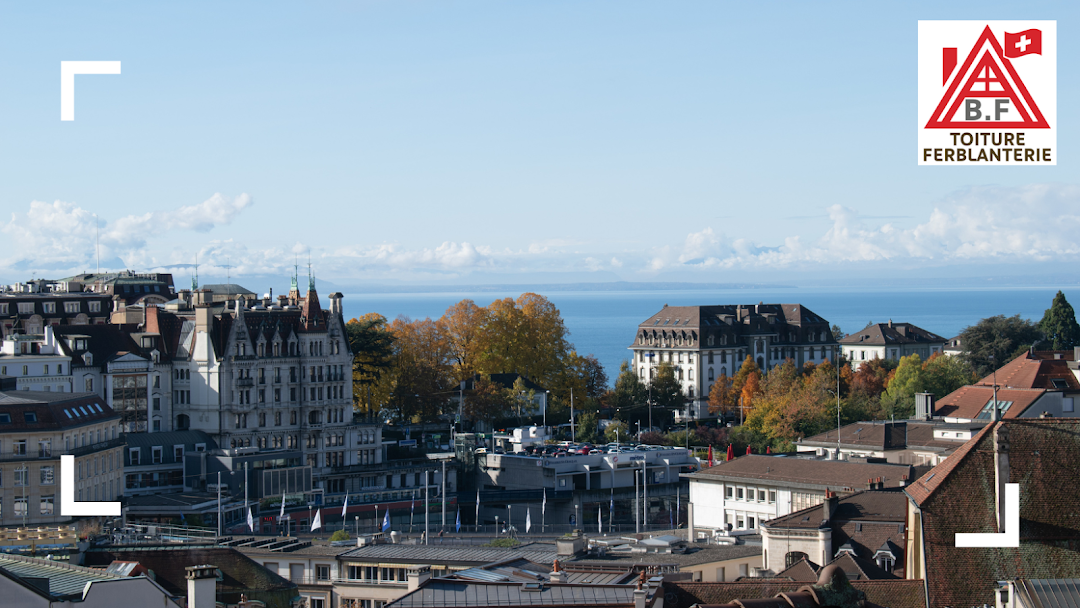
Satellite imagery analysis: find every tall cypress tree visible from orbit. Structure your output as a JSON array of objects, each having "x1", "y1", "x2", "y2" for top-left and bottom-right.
[{"x1": 1039, "y1": 291, "x2": 1080, "y2": 350}]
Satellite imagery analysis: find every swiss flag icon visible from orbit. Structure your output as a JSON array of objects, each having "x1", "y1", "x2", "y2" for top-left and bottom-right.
[
  {"x1": 925, "y1": 25, "x2": 1049, "y2": 129},
  {"x1": 1005, "y1": 29, "x2": 1041, "y2": 58}
]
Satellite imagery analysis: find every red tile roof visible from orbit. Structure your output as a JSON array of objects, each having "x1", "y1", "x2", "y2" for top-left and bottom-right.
[
  {"x1": 665, "y1": 579, "x2": 926, "y2": 608},
  {"x1": 934, "y1": 386, "x2": 1045, "y2": 420},
  {"x1": 973, "y1": 352, "x2": 1080, "y2": 390}
]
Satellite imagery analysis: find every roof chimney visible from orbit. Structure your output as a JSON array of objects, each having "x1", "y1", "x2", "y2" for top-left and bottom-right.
[
  {"x1": 186, "y1": 565, "x2": 218, "y2": 608},
  {"x1": 822, "y1": 489, "x2": 838, "y2": 523}
]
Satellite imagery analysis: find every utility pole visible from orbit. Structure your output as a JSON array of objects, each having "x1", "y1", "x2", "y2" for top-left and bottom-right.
[
  {"x1": 217, "y1": 471, "x2": 222, "y2": 537},
  {"x1": 244, "y1": 463, "x2": 249, "y2": 533},
  {"x1": 642, "y1": 459, "x2": 648, "y2": 532},
  {"x1": 634, "y1": 471, "x2": 640, "y2": 533},
  {"x1": 424, "y1": 473, "x2": 430, "y2": 544},
  {"x1": 570, "y1": 388, "x2": 575, "y2": 442},
  {"x1": 441, "y1": 460, "x2": 446, "y2": 532}
]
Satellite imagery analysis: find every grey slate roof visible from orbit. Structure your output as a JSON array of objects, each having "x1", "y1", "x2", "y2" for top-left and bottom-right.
[
  {"x1": 387, "y1": 579, "x2": 647, "y2": 608},
  {"x1": 0, "y1": 553, "x2": 120, "y2": 598}
]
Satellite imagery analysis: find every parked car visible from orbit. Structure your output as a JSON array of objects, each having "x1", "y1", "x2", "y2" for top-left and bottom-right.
[
  {"x1": 588, "y1": 449, "x2": 603, "y2": 455},
  {"x1": 576, "y1": 444, "x2": 594, "y2": 455}
]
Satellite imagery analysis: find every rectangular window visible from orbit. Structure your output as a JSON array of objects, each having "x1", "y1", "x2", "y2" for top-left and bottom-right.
[
  {"x1": 89, "y1": 301, "x2": 101, "y2": 313},
  {"x1": 747, "y1": 488, "x2": 755, "y2": 501},
  {"x1": 129, "y1": 447, "x2": 141, "y2": 466},
  {"x1": 18, "y1": 302, "x2": 34, "y2": 314},
  {"x1": 769, "y1": 490, "x2": 776, "y2": 503},
  {"x1": 152, "y1": 447, "x2": 162, "y2": 464},
  {"x1": 725, "y1": 485, "x2": 733, "y2": 499},
  {"x1": 13, "y1": 439, "x2": 26, "y2": 455},
  {"x1": 65, "y1": 301, "x2": 80, "y2": 313},
  {"x1": 736, "y1": 487, "x2": 744, "y2": 499},
  {"x1": 14, "y1": 497, "x2": 27, "y2": 518},
  {"x1": 41, "y1": 465, "x2": 54, "y2": 485},
  {"x1": 174, "y1": 445, "x2": 184, "y2": 461},
  {"x1": 316, "y1": 565, "x2": 330, "y2": 581},
  {"x1": 40, "y1": 495, "x2": 54, "y2": 515},
  {"x1": 14, "y1": 466, "x2": 28, "y2": 486}
]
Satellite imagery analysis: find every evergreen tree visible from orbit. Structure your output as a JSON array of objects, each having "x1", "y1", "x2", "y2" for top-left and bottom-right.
[
  {"x1": 959, "y1": 315, "x2": 1043, "y2": 377},
  {"x1": 1039, "y1": 291, "x2": 1080, "y2": 350}
]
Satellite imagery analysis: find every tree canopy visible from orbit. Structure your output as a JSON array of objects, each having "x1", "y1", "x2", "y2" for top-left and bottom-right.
[
  {"x1": 1039, "y1": 291, "x2": 1080, "y2": 350},
  {"x1": 959, "y1": 314, "x2": 1043, "y2": 377}
]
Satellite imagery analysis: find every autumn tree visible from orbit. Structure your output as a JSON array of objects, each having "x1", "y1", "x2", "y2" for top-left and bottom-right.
[
  {"x1": 850, "y1": 358, "x2": 897, "y2": 398},
  {"x1": 384, "y1": 316, "x2": 453, "y2": 424},
  {"x1": 442, "y1": 299, "x2": 488, "y2": 383},
  {"x1": 1040, "y1": 291, "x2": 1080, "y2": 350},
  {"x1": 707, "y1": 372, "x2": 737, "y2": 417},
  {"x1": 463, "y1": 375, "x2": 510, "y2": 422}
]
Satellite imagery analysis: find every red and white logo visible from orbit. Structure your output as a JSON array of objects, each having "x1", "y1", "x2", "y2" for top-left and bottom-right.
[{"x1": 918, "y1": 21, "x2": 1055, "y2": 165}]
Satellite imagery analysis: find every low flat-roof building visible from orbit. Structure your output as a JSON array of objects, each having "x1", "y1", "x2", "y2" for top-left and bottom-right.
[
  {"x1": 0, "y1": 553, "x2": 180, "y2": 607},
  {"x1": 796, "y1": 420, "x2": 985, "y2": 466},
  {"x1": 686, "y1": 455, "x2": 913, "y2": 537}
]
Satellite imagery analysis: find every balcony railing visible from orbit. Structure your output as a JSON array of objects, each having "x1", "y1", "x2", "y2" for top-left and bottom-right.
[
  {"x1": 237, "y1": 378, "x2": 255, "y2": 387},
  {"x1": 287, "y1": 575, "x2": 334, "y2": 586}
]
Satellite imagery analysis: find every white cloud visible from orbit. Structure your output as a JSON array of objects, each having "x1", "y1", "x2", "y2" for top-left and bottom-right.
[
  {"x1": 645, "y1": 184, "x2": 1080, "y2": 271},
  {"x1": 0, "y1": 193, "x2": 253, "y2": 273}
]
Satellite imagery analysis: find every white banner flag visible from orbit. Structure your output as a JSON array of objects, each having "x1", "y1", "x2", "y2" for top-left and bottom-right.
[
  {"x1": 311, "y1": 508, "x2": 323, "y2": 532},
  {"x1": 526, "y1": 508, "x2": 532, "y2": 534}
]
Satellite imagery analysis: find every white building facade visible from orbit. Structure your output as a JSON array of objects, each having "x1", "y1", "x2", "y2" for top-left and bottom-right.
[{"x1": 630, "y1": 304, "x2": 838, "y2": 421}]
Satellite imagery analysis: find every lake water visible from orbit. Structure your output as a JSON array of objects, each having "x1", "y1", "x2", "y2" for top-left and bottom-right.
[{"x1": 341, "y1": 286, "x2": 1077, "y2": 383}]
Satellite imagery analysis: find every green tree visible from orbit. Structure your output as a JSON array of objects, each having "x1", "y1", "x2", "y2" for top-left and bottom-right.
[
  {"x1": 831, "y1": 324, "x2": 845, "y2": 341},
  {"x1": 920, "y1": 352, "x2": 974, "y2": 399},
  {"x1": 576, "y1": 410, "x2": 599, "y2": 444},
  {"x1": 347, "y1": 313, "x2": 396, "y2": 416},
  {"x1": 648, "y1": 361, "x2": 685, "y2": 410},
  {"x1": 1039, "y1": 291, "x2": 1080, "y2": 350},
  {"x1": 959, "y1": 314, "x2": 1043, "y2": 377},
  {"x1": 880, "y1": 354, "x2": 924, "y2": 419},
  {"x1": 604, "y1": 419, "x2": 628, "y2": 444},
  {"x1": 612, "y1": 360, "x2": 647, "y2": 410},
  {"x1": 330, "y1": 529, "x2": 350, "y2": 541}
]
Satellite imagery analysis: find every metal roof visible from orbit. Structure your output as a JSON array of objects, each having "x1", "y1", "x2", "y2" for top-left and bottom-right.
[
  {"x1": 387, "y1": 579, "x2": 643, "y2": 608},
  {"x1": 0, "y1": 553, "x2": 120, "y2": 598},
  {"x1": 338, "y1": 543, "x2": 557, "y2": 566},
  {"x1": 1015, "y1": 579, "x2": 1080, "y2": 608}
]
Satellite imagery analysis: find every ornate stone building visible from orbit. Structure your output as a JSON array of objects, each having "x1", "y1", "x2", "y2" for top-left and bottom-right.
[{"x1": 630, "y1": 304, "x2": 838, "y2": 420}]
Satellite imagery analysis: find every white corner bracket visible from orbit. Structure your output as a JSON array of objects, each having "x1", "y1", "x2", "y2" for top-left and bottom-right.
[
  {"x1": 955, "y1": 482, "x2": 1020, "y2": 548},
  {"x1": 60, "y1": 61, "x2": 121, "y2": 121},
  {"x1": 60, "y1": 454, "x2": 121, "y2": 516}
]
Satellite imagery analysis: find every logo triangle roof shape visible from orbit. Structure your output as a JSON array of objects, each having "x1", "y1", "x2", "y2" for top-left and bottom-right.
[{"x1": 925, "y1": 25, "x2": 1049, "y2": 129}]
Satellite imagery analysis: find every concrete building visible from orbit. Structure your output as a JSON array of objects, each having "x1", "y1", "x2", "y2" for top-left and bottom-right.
[
  {"x1": 123, "y1": 429, "x2": 216, "y2": 496},
  {"x1": 685, "y1": 455, "x2": 912, "y2": 537},
  {"x1": 630, "y1": 304, "x2": 837, "y2": 422},
  {"x1": 472, "y1": 449, "x2": 696, "y2": 531},
  {"x1": 56, "y1": 270, "x2": 177, "y2": 306},
  {"x1": 0, "y1": 391, "x2": 123, "y2": 526},
  {"x1": 838, "y1": 321, "x2": 946, "y2": 370}
]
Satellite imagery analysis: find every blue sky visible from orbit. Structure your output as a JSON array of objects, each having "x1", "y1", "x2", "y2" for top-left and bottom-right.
[{"x1": 1, "y1": 1, "x2": 1077, "y2": 286}]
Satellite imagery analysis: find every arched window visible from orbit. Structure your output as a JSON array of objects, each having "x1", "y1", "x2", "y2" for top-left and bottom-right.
[
  {"x1": 708, "y1": 368, "x2": 714, "y2": 381},
  {"x1": 757, "y1": 356, "x2": 765, "y2": 368},
  {"x1": 786, "y1": 551, "x2": 809, "y2": 568},
  {"x1": 176, "y1": 414, "x2": 190, "y2": 430}
]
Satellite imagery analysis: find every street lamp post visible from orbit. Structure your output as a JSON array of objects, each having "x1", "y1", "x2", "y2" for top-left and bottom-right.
[{"x1": 354, "y1": 515, "x2": 359, "y2": 538}]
